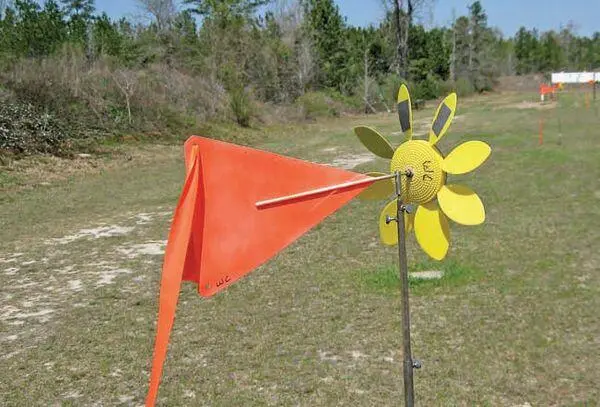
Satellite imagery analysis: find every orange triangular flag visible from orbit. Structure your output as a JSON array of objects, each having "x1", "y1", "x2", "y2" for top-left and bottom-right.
[{"x1": 146, "y1": 136, "x2": 376, "y2": 406}]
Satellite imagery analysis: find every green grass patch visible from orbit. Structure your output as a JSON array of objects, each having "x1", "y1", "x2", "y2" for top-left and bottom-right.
[
  {"x1": 356, "y1": 259, "x2": 484, "y2": 295},
  {"x1": 0, "y1": 169, "x2": 21, "y2": 190}
]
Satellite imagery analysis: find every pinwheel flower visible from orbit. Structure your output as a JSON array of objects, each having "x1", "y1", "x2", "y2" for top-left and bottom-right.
[{"x1": 354, "y1": 85, "x2": 491, "y2": 260}]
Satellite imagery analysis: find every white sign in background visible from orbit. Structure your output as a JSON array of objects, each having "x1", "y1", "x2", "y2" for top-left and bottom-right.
[{"x1": 551, "y1": 72, "x2": 600, "y2": 83}]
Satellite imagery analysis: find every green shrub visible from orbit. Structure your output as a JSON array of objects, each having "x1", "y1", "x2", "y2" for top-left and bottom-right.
[
  {"x1": 441, "y1": 78, "x2": 476, "y2": 97},
  {"x1": 409, "y1": 74, "x2": 441, "y2": 101},
  {"x1": 229, "y1": 87, "x2": 253, "y2": 128},
  {"x1": 438, "y1": 80, "x2": 454, "y2": 96},
  {"x1": 380, "y1": 73, "x2": 404, "y2": 107},
  {"x1": 0, "y1": 101, "x2": 68, "y2": 156},
  {"x1": 455, "y1": 77, "x2": 476, "y2": 96},
  {"x1": 324, "y1": 89, "x2": 363, "y2": 112},
  {"x1": 295, "y1": 91, "x2": 338, "y2": 119},
  {"x1": 473, "y1": 74, "x2": 495, "y2": 93},
  {"x1": 378, "y1": 73, "x2": 443, "y2": 107}
]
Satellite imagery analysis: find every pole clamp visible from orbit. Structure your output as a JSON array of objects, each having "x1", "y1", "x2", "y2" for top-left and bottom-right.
[{"x1": 401, "y1": 204, "x2": 414, "y2": 214}]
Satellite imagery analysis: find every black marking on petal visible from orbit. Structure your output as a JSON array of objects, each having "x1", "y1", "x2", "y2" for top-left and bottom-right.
[
  {"x1": 397, "y1": 100, "x2": 411, "y2": 133},
  {"x1": 432, "y1": 104, "x2": 452, "y2": 136}
]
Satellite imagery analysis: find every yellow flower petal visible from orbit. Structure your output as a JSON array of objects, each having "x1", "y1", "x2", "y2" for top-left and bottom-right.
[
  {"x1": 397, "y1": 84, "x2": 413, "y2": 140},
  {"x1": 353, "y1": 126, "x2": 395, "y2": 159},
  {"x1": 437, "y1": 184, "x2": 485, "y2": 225},
  {"x1": 442, "y1": 141, "x2": 491, "y2": 175},
  {"x1": 428, "y1": 93, "x2": 457, "y2": 145},
  {"x1": 378, "y1": 200, "x2": 414, "y2": 245},
  {"x1": 414, "y1": 201, "x2": 450, "y2": 260},
  {"x1": 358, "y1": 172, "x2": 395, "y2": 200}
]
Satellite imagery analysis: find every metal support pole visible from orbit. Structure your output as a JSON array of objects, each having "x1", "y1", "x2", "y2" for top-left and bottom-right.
[{"x1": 395, "y1": 171, "x2": 415, "y2": 407}]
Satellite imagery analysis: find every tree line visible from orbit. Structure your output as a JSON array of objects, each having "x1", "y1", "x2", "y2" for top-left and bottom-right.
[{"x1": 0, "y1": 0, "x2": 599, "y2": 154}]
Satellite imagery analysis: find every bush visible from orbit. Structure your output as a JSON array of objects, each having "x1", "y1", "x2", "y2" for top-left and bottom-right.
[
  {"x1": 0, "y1": 101, "x2": 68, "y2": 156},
  {"x1": 324, "y1": 89, "x2": 363, "y2": 112},
  {"x1": 456, "y1": 77, "x2": 477, "y2": 96},
  {"x1": 472, "y1": 73, "x2": 495, "y2": 93},
  {"x1": 229, "y1": 87, "x2": 253, "y2": 128},
  {"x1": 440, "y1": 77, "x2": 476, "y2": 97},
  {"x1": 378, "y1": 73, "x2": 443, "y2": 107},
  {"x1": 380, "y1": 73, "x2": 404, "y2": 107},
  {"x1": 295, "y1": 91, "x2": 338, "y2": 119},
  {"x1": 0, "y1": 47, "x2": 229, "y2": 140},
  {"x1": 409, "y1": 74, "x2": 441, "y2": 101}
]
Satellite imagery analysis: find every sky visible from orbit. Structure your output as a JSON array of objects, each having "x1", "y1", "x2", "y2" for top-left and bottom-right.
[
  {"x1": 95, "y1": 0, "x2": 600, "y2": 38},
  {"x1": 339, "y1": 0, "x2": 600, "y2": 37}
]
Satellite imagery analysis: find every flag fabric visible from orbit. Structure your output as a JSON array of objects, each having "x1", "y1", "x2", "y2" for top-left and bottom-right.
[{"x1": 146, "y1": 136, "x2": 375, "y2": 406}]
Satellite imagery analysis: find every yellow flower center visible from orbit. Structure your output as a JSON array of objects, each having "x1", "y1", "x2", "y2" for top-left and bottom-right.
[{"x1": 390, "y1": 140, "x2": 445, "y2": 204}]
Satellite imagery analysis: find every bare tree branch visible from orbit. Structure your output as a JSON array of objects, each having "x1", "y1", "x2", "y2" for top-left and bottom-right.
[
  {"x1": 296, "y1": 35, "x2": 315, "y2": 94},
  {"x1": 111, "y1": 70, "x2": 138, "y2": 125},
  {"x1": 136, "y1": 0, "x2": 177, "y2": 32},
  {"x1": 381, "y1": 0, "x2": 432, "y2": 78}
]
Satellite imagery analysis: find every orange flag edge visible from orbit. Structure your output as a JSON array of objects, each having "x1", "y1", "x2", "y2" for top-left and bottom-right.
[{"x1": 146, "y1": 145, "x2": 201, "y2": 407}]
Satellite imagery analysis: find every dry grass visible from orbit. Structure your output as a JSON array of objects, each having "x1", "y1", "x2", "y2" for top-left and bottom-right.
[
  {"x1": 0, "y1": 144, "x2": 181, "y2": 195},
  {"x1": 2, "y1": 48, "x2": 230, "y2": 140},
  {"x1": 1, "y1": 91, "x2": 599, "y2": 406}
]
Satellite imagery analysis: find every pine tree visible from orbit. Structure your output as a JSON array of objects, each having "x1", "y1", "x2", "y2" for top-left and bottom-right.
[
  {"x1": 92, "y1": 12, "x2": 124, "y2": 57},
  {"x1": 60, "y1": 0, "x2": 94, "y2": 19},
  {"x1": 184, "y1": 0, "x2": 270, "y2": 19},
  {"x1": 302, "y1": 0, "x2": 348, "y2": 91},
  {"x1": 60, "y1": 0, "x2": 95, "y2": 52}
]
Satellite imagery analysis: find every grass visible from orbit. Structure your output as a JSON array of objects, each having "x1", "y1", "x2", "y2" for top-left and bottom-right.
[
  {"x1": 1, "y1": 89, "x2": 599, "y2": 406},
  {"x1": 357, "y1": 260, "x2": 484, "y2": 295}
]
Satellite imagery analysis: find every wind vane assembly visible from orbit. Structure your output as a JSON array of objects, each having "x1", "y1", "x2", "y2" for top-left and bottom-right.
[{"x1": 145, "y1": 85, "x2": 491, "y2": 407}]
